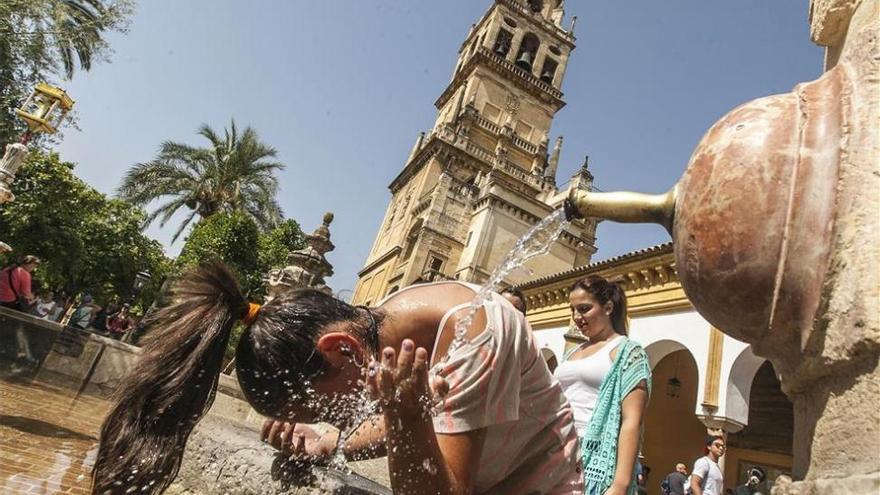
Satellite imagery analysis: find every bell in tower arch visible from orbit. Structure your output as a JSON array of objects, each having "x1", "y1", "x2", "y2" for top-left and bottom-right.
[{"x1": 516, "y1": 50, "x2": 534, "y2": 71}]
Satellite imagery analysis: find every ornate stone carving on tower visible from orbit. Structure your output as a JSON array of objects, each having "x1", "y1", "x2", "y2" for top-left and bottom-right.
[
  {"x1": 353, "y1": 0, "x2": 598, "y2": 305},
  {"x1": 264, "y1": 212, "x2": 335, "y2": 301}
]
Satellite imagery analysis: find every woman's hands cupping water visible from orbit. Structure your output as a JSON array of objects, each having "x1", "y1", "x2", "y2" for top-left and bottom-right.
[{"x1": 364, "y1": 339, "x2": 448, "y2": 419}]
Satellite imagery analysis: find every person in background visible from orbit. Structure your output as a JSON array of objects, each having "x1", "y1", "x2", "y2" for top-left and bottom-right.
[
  {"x1": 69, "y1": 294, "x2": 100, "y2": 329},
  {"x1": 48, "y1": 292, "x2": 67, "y2": 322},
  {"x1": 732, "y1": 467, "x2": 766, "y2": 495},
  {"x1": 661, "y1": 463, "x2": 688, "y2": 495},
  {"x1": 691, "y1": 436, "x2": 726, "y2": 495},
  {"x1": 107, "y1": 304, "x2": 132, "y2": 340},
  {"x1": 553, "y1": 275, "x2": 652, "y2": 495},
  {"x1": 500, "y1": 287, "x2": 527, "y2": 315},
  {"x1": 0, "y1": 255, "x2": 40, "y2": 311},
  {"x1": 92, "y1": 301, "x2": 119, "y2": 333},
  {"x1": 30, "y1": 289, "x2": 58, "y2": 319},
  {"x1": 637, "y1": 462, "x2": 651, "y2": 495}
]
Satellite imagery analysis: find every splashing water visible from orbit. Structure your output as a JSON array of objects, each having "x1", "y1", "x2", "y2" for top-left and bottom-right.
[
  {"x1": 430, "y1": 209, "x2": 569, "y2": 381},
  {"x1": 328, "y1": 386, "x2": 378, "y2": 471}
]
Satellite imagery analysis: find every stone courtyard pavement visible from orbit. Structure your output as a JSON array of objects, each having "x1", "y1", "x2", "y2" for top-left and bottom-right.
[{"x1": 0, "y1": 378, "x2": 109, "y2": 494}]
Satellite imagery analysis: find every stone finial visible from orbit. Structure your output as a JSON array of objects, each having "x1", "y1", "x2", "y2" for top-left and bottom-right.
[
  {"x1": 407, "y1": 132, "x2": 425, "y2": 163},
  {"x1": 545, "y1": 136, "x2": 563, "y2": 181},
  {"x1": 451, "y1": 80, "x2": 469, "y2": 122},
  {"x1": 569, "y1": 15, "x2": 578, "y2": 34},
  {"x1": 263, "y1": 213, "x2": 336, "y2": 301}
]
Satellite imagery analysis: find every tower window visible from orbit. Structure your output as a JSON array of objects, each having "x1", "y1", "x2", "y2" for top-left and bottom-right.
[
  {"x1": 515, "y1": 33, "x2": 540, "y2": 72},
  {"x1": 493, "y1": 28, "x2": 513, "y2": 58},
  {"x1": 430, "y1": 256, "x2": 444, "y2": 272},
  {"x1": 539, "y1": 57, "x2": 558, "y2": 84},
  {"x1": 503, "y1": 17, "x2": 518, "y2": 28},
  {"x1": 528, "y1": 0, "x2": 543, "y2": 13}
]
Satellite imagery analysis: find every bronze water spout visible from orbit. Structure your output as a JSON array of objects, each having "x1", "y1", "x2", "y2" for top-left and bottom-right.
[
  {"x1": 563, "y1": 188, "x2": 677, "y2": 234},
  {"x1": 564, "y1": 55, "x2": 855, "y2": 357}
]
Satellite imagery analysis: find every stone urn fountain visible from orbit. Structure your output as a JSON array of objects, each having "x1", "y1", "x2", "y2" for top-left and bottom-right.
[
  {"x1": 264, "y1": 212, "x2": 336, "y2": 300},
  {"x1": 564, "y1": 3, "x2": 878, "y2": 492}
]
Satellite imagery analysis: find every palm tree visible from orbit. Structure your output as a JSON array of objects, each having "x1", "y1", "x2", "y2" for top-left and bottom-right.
[{"x1": 118, "y1": 120, "x2": 285, "y2": 242}]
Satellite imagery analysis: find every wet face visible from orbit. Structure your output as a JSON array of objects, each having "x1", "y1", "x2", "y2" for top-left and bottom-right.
[
  {"x1": 275, "y1": 337, "x2": 371, "y2": 428},
  {"x1": 569, "y1": 288, "x2": 613, "y2": 339}
]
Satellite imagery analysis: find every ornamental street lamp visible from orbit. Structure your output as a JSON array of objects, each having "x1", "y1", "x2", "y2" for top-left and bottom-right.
[
  {"x1": 0, "y1": 82, "x2": 75, "y2": 204},
  {"x1": 131, "y1": 271, "x2": 152, "y2": 302}
]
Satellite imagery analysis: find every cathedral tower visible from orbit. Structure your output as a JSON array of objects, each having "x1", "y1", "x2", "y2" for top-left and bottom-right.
[{"x1": 353, "y1": 0, "x2": 597, "y2": 304}]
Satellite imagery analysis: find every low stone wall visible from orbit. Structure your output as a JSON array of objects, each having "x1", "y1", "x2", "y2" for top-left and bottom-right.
[{"x1": 0, "y1": 306, "x2": 142, "y2": 396}]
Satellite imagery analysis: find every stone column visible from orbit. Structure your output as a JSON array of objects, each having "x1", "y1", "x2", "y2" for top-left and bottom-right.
[
  {"x1": 768, "y1": 2, "x2": 880, "y2": 492},
  {"x1": 508, "y1": 30, "x2": 525, "y2": 63}
]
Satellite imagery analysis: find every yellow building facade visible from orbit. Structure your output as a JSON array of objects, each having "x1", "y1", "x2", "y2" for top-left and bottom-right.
[
  {"x1": 353, "y1": 0, "x2": 597, "y2": 305},
  {"x1": 519, "y1": 243, "x2": 794, "y2": 494}
]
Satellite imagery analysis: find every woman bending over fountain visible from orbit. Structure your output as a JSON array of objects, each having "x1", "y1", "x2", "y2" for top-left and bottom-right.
[
  {"x1": 92, "y1": 262, "x2": 582, "y2": 495},
  {"x1": 553, "y1": 276, "x2": 652, "y2": 495}
]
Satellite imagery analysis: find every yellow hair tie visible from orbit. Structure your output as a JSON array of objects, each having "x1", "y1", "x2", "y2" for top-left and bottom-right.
[{"x1": 242, "y1": 302, "x2": 261, "y2": 325}]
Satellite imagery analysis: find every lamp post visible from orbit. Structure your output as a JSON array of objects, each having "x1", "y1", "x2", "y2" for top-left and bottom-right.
[
  {"x1": 130, "y1": 271, "x2": 152, "y2": 302},
  {"x1": 1, "y1": 83, "x2": 75, "y2": 251},
  {"x1": 666, "y1": 354, "x2": 682, "y2": 398},
  {"x1": 1, "y1": 83, "x2": 75, "y2": 203}
]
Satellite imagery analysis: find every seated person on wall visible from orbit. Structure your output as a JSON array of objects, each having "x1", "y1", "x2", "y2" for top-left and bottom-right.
[
  {"x1": 30, "y1": 289, "x2": 58, "y2": 319},
  {"x1": 68, "y1": 294, "x2": 100, "y2": 330},
  {"x1": 106, "y1": 304, "x2": 132, "y2": 340},
  {"x1": 92, "y1": 262, "x2": 584, "y2": 495}
]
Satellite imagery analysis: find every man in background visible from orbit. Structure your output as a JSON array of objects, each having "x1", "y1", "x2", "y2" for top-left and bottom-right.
[
  {"x1": 691, "y1": 435, "x2": 725, "y2": 495},
  {"x1": 662, "y1": 463, "x2": 688, "y2": 495}
]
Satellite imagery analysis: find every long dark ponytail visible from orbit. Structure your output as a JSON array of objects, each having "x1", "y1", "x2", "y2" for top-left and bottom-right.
[
  {"x1": 92, "y1": 263, "x2": 382, "y2": 493},
  {"x1": 91, "y1": 262, "x2": 247, "y2": 494},
  {"x1": 569, "y1": 275, "x2": 628, "y2": 336}
]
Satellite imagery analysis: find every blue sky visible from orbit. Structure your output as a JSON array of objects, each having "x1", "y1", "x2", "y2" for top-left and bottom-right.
[{"x1": 55, "y1": 1, "x2": 822, "y2": 293}]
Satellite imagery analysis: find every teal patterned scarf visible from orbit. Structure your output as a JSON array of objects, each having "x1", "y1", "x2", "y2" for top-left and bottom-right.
[{"x1": 580, "y1": 338, "x2": 652, "y2": 495}]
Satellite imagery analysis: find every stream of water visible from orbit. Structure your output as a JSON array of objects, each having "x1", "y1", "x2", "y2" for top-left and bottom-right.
[{"x1": 428, "y1": 208, "x2": 569, "y2": 401}]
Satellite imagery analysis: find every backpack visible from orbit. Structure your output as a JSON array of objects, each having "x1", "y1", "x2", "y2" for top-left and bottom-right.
[{"x1": 660, "y1": 477, "x2": 671, "y2": 495}]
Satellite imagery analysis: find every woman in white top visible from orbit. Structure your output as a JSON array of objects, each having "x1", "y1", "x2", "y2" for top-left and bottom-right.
[
  {"x1": 93, "y1": 263, "x2": 582, "y2": 494},
  {"x1": 554, "y1": 276, "x2": 652, "y2": 495}
]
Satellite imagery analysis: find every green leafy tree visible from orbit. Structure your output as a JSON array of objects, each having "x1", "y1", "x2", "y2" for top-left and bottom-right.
[
  {"x1": 176, "y1": 210, "x2": 262, "y2": 293},
  {"x1": 118, "y1": 120, "x2": 285, "y2": 242},
  {"x1": 177, "y1": 213, "x2": 306, "y2": 296},
  {"x1": 176, "y1": 212, "x2": 305, "y2": 358},
  {"x1": 0, "y1": 0, "x2": 133, "y2": 146},
  {"x1": 0, "y1": 150, "x2": 171, "y2": 306},
  {"x1": 257, "y1": 218, "x2": 306, "y2": 272}
]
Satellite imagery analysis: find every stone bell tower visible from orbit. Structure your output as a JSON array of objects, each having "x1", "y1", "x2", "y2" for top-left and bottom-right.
[{"x1": 353, "y1": 0, "x2": 597, "y2": 305}]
